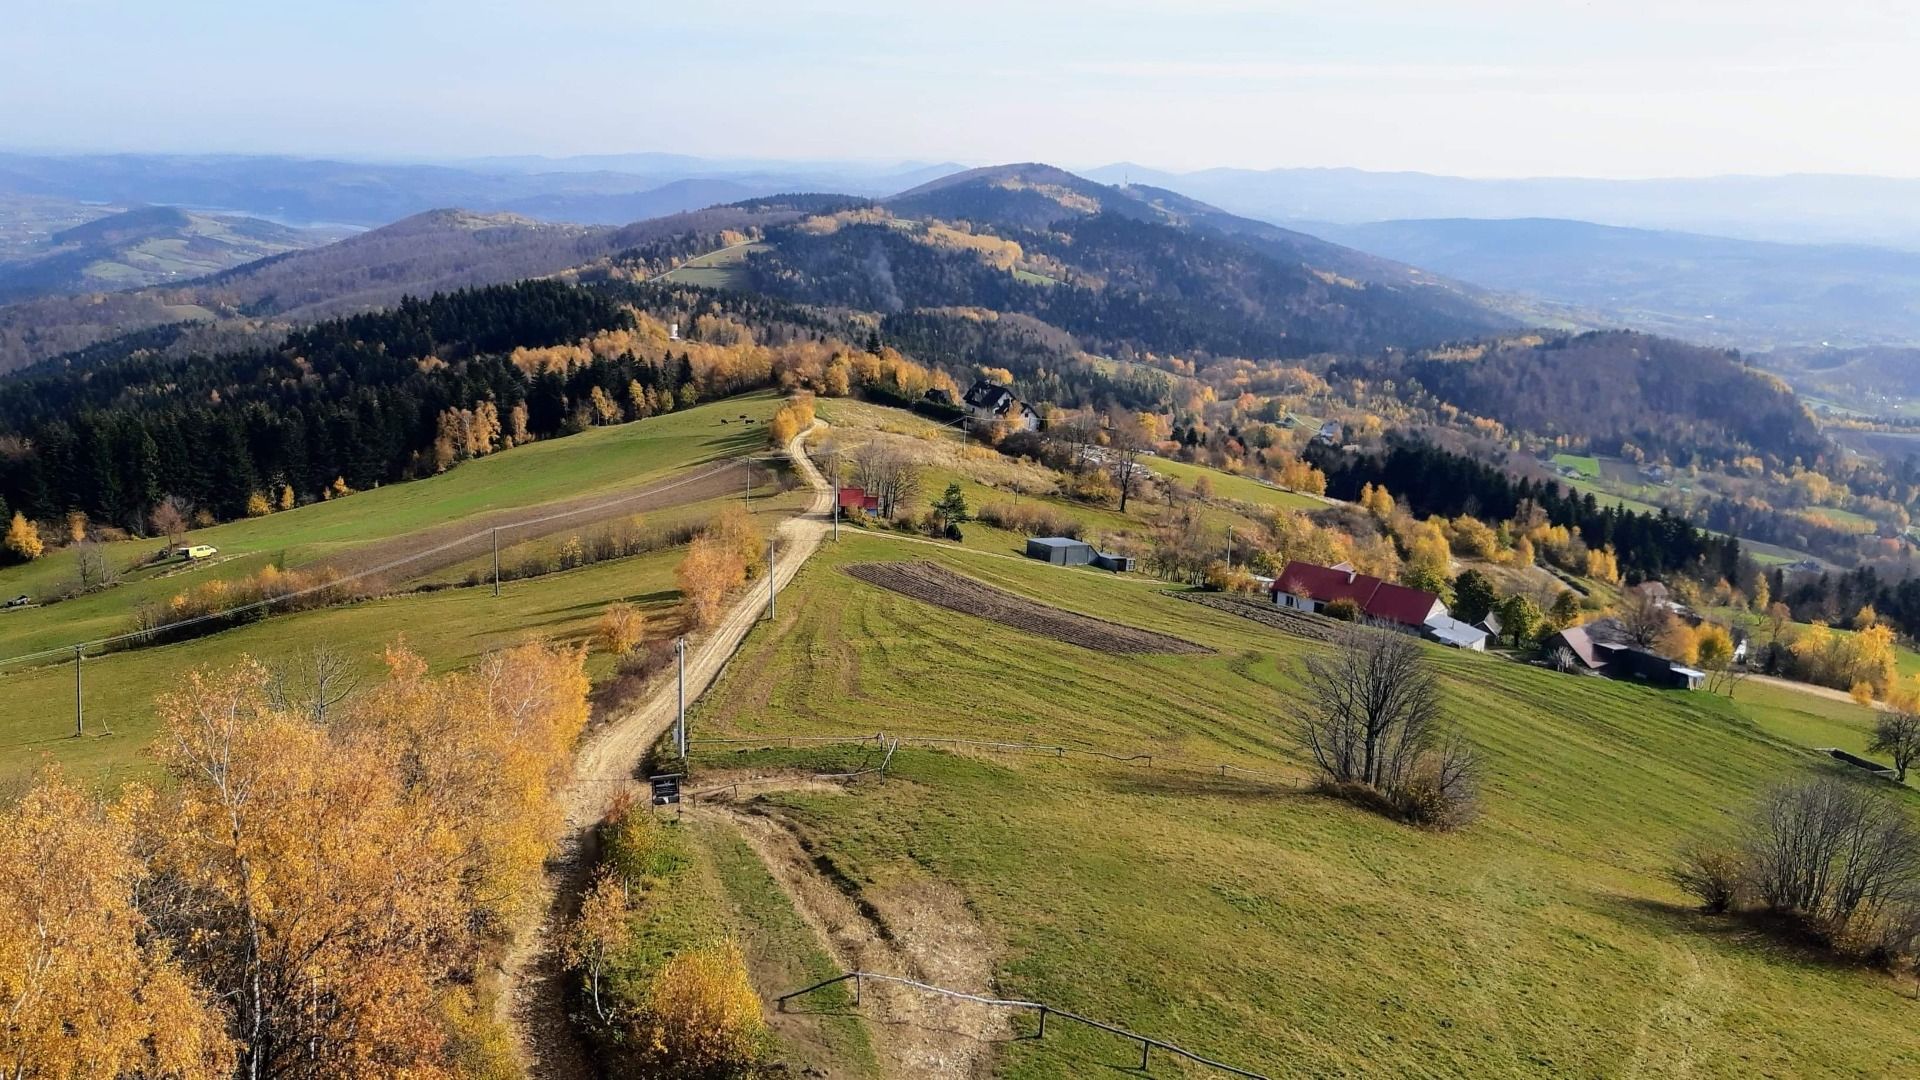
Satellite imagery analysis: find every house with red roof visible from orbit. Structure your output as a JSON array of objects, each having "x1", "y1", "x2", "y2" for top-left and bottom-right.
[
  {"x1": 837, "y1": 485, "x2": 881, "y2": 516},
  {"x1": 1270, "y1": 560, "x2": 1450, "y2": 635}
]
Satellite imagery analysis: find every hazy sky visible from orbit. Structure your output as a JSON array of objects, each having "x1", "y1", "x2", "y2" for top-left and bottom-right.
[{"x1": 3, "y1": 0, "x2": 1913, "y2": 177}]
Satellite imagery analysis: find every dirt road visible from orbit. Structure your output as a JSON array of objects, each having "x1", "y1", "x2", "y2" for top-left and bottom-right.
[{"x1": 498, "y1": 419, "x2": 833, "y2": 1079}]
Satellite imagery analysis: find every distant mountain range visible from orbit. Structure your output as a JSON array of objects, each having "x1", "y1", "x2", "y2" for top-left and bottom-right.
[
  {"x1": 1082, "y1": 164, "x2": 1920, "y2": 250},
  {"x1": 0, "y1": 203, "x2": 342, "y2": 302},
  {"x1": 1305, "y1": 217, "x2": 1920, "y2": 350},
  {"x1": 0, "y1": 152, "x2": 961, "y2": 227}
]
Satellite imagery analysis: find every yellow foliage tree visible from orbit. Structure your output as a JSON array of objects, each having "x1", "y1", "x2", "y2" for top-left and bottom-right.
[
  {"x1": 598, "y1": 601, "x2": 646, "y2": 655},
  {"x1": 3, "y1": 512, "x2": 42, "y2": 562},
  {"x1": 631, "y1": 939, "x2": 765, "y2": 1075},
  {"x1": 0, "y1": 771, "x2": 234, "y2": 1078},
  {"x1": 244, "y1": 491, "x2": 272, "y2": 517},
  {"x1": 676, "y1": 536, "x2": 748, "y2": 628},
  {"x1": 277, "y1": 484, "x2": 295, "y2": 511}
]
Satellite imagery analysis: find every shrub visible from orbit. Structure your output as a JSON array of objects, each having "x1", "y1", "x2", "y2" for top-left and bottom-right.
[
  {"x1": 1322, "y1": 597, "x2": 1359, "y2": 622},
  {"x1": 976, "y1": 501, "x2": 1084, "y2": 539},
  {"x1": 597, "y1": 602, "x2": 646, "y2": 655},
  {"x1": 626, "y1": 940, "x2": 764, "y2": 1078},
  {"x1": 1670, "y1": 843, "x2": 1745, "y2": 913}
]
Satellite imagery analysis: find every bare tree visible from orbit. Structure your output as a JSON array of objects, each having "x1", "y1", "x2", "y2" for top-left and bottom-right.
[
  {"x1": 1870, "y1": 711, "x2": 1920, "y2": 783},
  {"x1": 265, "y1": 645, "x2": 362, "y2": 724},
  {"x1": 1744, "y1": 777, "x2": 1920, "y2": 932},
  {"x1": 1619, "y1": 584, "x2": 1674, "y2": 647},
  {"x1": 149, "y1": 495, "x2": 191, "y2": 551},
  {"x1": 71, "y1": 539, "x2": 117, "y2": 593},
  {"x1": 1106, "y1": 415, "x2": 1150, "y2": 514},
  {"x1": 850, "y1": 439, "x2": 922, "y2": 518},
  {"x1": 1297, "y1": 626, "x2": 1475, "y2": 825},
  {"x1": 1549, "y1": 645, "x2": 1577, "y2": 673}
]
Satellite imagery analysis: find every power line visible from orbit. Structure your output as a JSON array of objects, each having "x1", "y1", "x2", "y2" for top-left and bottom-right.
[{"x1": 1, "y1": 459, "x2": 753, "y2": 673}]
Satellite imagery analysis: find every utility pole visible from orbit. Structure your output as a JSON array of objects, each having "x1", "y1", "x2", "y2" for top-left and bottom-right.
[
  {"x1": 73, "y1": 645, "x2": 82, "y2": 737},
  {"x1": 492, "y1": 527, "x2": 500, "y2": 597},
  {"x1": 833, "y1": 478, "x2": 840, "y2": 541},
  {"x1": 743, "y1": 458, "x2": 752, "y2": 506},
  {"x1": 767, "y1": 537, "x2": 776, "y2": 620},
  {"x1": 675, "y1": 637, "x2": 687, "y2": 761},
  {"x1": 1226, "y1": 527, "x2": 1234, "y2": 568}
]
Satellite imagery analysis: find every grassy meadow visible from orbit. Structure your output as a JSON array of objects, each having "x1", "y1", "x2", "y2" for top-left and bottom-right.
[
  {"x1": 683, "y1": 532, "x2": 1920, "y2": 1077},
  {"x1": 0, "y1": 391, "x2": 803, "y2": 785}
]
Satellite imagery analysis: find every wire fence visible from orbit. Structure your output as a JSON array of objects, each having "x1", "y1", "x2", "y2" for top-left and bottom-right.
[{"x1": 777, "y1": 970, "x2": 1271, "y2": 1079}]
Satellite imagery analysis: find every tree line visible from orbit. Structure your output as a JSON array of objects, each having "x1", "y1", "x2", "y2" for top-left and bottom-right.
[{"x1": 1308, "y1": 436, "x2": 1745, "y2": 585}]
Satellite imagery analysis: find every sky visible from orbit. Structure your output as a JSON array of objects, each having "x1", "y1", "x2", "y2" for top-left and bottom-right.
[{"x1": 1, "y1": 0, "x2": 1914, "y2": 178}]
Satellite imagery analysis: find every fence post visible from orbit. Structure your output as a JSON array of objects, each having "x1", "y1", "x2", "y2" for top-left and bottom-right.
[
  {"x1": 1036, "y1": 1005, "x2": 1048, "y2": 1038},
  {"x1": 853, "y1": 973, "x2": 862, "y2": 1006},
  {"x1": 1140, "y1": 1039, "x2": 1150, "y2": 1070}
]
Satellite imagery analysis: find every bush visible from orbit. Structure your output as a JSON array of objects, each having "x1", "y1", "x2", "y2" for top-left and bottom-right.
[
  {"x1": 625, "y1": 939, "x2": 765, "y2": 1078},
  {"x1": 596, "y1": 602, "x2": 646, "y2": 655},
  {"x1": 1322, "y1": 597, "x2": 1359, "y2": 622},
  {"x1": 1670, "y1": 843, "x2": 1744, "y2": 913},
  {"x1": 976, "y1": 501, "x2": 1084, "y2": 539}
]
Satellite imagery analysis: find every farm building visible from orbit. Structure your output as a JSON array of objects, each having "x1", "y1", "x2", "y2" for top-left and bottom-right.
[
  {"x1": 1542, "y1": 618, "x2": 1703, "y2": 689},
  {"x1": 1026, "y1": 537, "x2": 1095, "y2": 566},
  {"x1": 1423, "y1": 615, "x2": 1489, "y2": 651},
  {"x1": 1092, "y1": 551, "x2": 1135, "y2": 573},
  {"x1": 836, "y1": 486, "x2": 881, "y2": 516},
  {"x1": 1270, "y1": 560, "x2": 1447, "y2": 634}
]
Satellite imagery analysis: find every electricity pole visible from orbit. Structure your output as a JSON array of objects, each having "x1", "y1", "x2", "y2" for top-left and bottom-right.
[
  {"x1": 73, "y1": 645, "x2": 82, "y2": 737},
  {"x1": 767, "y1": 537, "x2": 776, "y2": 620},
  {"x1": 833, "y1": 478, "x2": 840, "y2": 541},
  {"x1": 675, "y1": 637, "x2": 687, "y2": 761},
  {"x1": 492, "y1": 527, "x2": 500, "y2": 597}
]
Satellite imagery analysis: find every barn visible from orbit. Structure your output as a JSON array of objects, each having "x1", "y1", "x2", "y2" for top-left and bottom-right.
[{"x1": 1026, "y1": 537, "x2": 1095, "y2": 566}]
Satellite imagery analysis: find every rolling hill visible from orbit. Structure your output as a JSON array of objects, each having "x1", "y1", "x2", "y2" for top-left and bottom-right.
[
  {"x1": 0, "y1": 201, "x2": 817, "y2": 374},
  {"x1": 741, "y1": 162, "x2": 1514, "y2": 361},
  {"x1": 0, "y1": 204, "x2": 341, "y2": 302}
]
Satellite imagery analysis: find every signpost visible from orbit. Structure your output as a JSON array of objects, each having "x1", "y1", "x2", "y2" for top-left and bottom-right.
[{"x1": 649, "y1": 773, "x2": 683, "y2": 812}]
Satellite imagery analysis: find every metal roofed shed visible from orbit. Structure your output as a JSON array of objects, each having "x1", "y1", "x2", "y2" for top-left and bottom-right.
[
  {"x1": 1093, "y1": 551, "x2": 1135, "y2": 573},
  {"x1": 1026, "y1": 537, "x2": 1095, "y2": 566}
]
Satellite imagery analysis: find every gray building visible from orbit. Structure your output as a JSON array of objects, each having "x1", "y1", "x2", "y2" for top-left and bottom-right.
[{"x1": 1026, "y1": 537, "x2": 1095, "y2": 566}]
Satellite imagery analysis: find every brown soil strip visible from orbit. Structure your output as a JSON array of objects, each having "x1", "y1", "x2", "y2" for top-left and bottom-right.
[
  {"x1": 1171, "y1": 589, "x2": 1342, "y2": 643},
  {"x1": 696, "y1": 799, "x2": 1009, "y2": 1078},
  {"x1": 845, "y1": 561, "x2": 1210, "y2": 655},
  {"x1": 309, "y1": 459, "x2": 746, "y2": 586}
]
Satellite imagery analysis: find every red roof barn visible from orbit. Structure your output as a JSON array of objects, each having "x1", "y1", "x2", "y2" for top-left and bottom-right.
[{"x1": 1270, "y1": 560, "x2": 1447, "y2": 632}]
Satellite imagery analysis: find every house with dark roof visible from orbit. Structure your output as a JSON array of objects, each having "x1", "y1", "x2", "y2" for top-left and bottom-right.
[
  {"x1": 1542, "y1": 617, "x2": 1703, "y2": 689},
  {"x1": 963, "y1": 379, "x2": 1039, "y2": 432},
  {"x1": 1270, "y1": 560, "x2": 1448, "y2": 634}
]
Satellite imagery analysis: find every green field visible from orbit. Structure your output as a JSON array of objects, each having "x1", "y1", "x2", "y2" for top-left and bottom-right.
[
  {"x1": 681, "y1": 534, "x2": 1920, "y2": 1077},
  {"x1": 0, "y1": 392, "x2": 800, "y2": 785},
  {"x1": 1550, "y1": 452, "x2": 1601, "y2": 478},
  {"x1": 0, "y1": 393, "x2": 784, "y2": 662},
  {"x1": 655, "y1": 242, "x2": 765, "y2": 289}
]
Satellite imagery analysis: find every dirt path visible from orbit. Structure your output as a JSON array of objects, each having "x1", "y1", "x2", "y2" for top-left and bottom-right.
[
  {"x1": 1746, "y1": 672, "x2": 1889, "y2": 711},
  {"x1": 693, "y1": 796, "x2": 1008, "y2": 1078},
  {"x1": 498, "y1": 419, "x2": 833, "y2": 1079}
]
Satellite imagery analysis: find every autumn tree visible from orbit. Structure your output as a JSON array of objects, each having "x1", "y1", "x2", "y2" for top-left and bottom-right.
[
  {"x1": 3, "y1": 512, "x2": 41, "y2": 563},
  {"x1": 850, "y1": 439, "x2": 921, "y2": 518},
  {"x1": 0, "y1": 771, "x2": 234, "y2": 1079},
  {"x1": 1694, "y1": 623, "x2": 1740, "y2": 695},
  {"x1": 150, "y1": 497, "x2": 191, "y2": 550},
  {"x1": 565, "y1": 869, "x2": 632, "y2": 1025},
  {"x1": 677, "y1": 537, "x2": 747, "y2": 628},
  {"x1": 1619, "y1": 584, "x2": 1673, "y2": 647},
  {"x1": 244, "y1": 491, "x2": 271, "y2": 518},
  {"x1": 598, "y1": 601, "x2": 647, "y2": 655},
  {"x1": 627, "y1": 939, "x2": 765, "y2": 1076},
  {"x1": 1106, "y1": 414, "x2": 1151, "y2": 513},
  {"x1": 1547, "y1": 589, "x2": 1583, "y2": 630}
]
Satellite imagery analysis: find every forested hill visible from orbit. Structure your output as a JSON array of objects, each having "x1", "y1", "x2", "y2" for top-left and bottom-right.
[
  {"x1": 1373, "y1": 330, "x2": 1828, "y2": 469},
  {"x1": 0, "y1": 279, "x2": 840, "y2": 528},
  {"x1": 0, "y1": 201, "x2": 818, "y2": 375},
  {"x1": 742, "y1": 163, "x2": 1512, "y2": 361}
]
